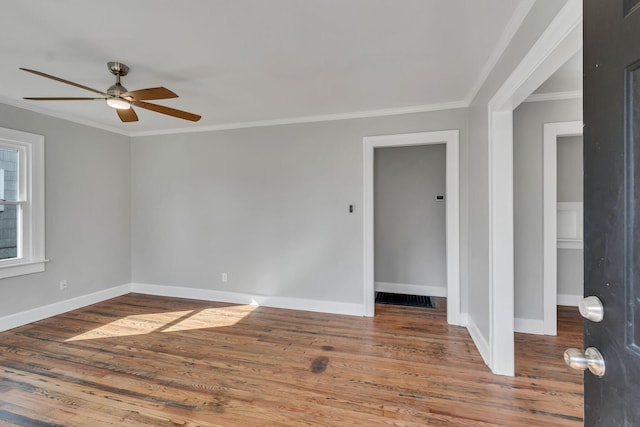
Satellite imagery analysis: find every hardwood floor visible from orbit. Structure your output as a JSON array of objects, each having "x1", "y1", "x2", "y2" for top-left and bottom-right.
[{"x1": 0, "y1": 294, "x2": 583, "y2": 426}]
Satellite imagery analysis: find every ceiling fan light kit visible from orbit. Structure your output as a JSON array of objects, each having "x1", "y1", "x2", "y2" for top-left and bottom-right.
[
  {"x1": 106, "y1": 98, "x2": 131, "y2": 110},
  {"x1": 20, "y1": 61, "x2": 201, "y2": 123}
]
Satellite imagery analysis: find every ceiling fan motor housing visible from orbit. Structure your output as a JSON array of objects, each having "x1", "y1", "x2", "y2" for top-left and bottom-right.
[{"x1": 107, "y1": 83, "x2": 128, "y2": 98}]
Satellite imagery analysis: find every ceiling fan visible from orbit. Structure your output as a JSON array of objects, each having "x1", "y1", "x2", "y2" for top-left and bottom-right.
[{"x1": 20, "y1": 61, "x2": 201, "y2": 123}]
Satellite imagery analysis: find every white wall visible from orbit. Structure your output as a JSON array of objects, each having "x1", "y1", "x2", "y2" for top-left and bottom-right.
[
  {"x1": 374, "y1": 144, "x2": 446, "y2": 295},
  {"x1": 513, "y1": 98, "x2": 582, "y2": 321},
  {"x1": 131, "y1": 110, "x2": 468, "y2": 310},
  {"x1": 0, "y1": 103, "x2": 131, "y2": 317}
]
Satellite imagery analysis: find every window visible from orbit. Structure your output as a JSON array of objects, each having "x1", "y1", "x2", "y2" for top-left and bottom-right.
[{"x1": 0, "y1": 127, "x2": 45, "y2": 279}]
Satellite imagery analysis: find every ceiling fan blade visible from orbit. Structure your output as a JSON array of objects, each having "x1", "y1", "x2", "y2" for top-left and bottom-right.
[
  {"x1": 20, "y1": 68, "x2": 108, "y2": 96},
  {"x1": 24, "y1": 97, "x2": 106, "y2": 101},
  {"x1": 121, "y1": 87, "x2": 178, "y2": 101},
  {"x1": 117, "y1": 107, "x2": 139, "y2": 123},
  {"x1": 132, "y1": 101, "x2": 201, "y2": 122}
]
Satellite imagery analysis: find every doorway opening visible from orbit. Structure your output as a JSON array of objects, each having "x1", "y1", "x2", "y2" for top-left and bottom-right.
[
  {"x1": 373, "y1": 143, "x2": 446, "y2": 309},
  {"x1": 363, "y1": 130, "x2": 461, "y2": 325},
  {"x1": 543, "y1": 121, "x2": 583, "y2": 335}
]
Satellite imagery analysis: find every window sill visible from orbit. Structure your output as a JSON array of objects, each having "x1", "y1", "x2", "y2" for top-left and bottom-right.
[{"x1": 0, "y1": 259, "x2": 47, "y2": 279}]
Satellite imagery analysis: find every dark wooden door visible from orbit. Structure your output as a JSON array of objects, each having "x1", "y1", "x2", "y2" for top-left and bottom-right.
[{"x1": 583, "y1": 1, "x2": 640, "y2": 425}]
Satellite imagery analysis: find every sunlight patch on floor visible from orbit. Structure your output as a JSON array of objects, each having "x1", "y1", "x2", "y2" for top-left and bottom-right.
[
  {"x1": 163, "y1": 305, "x2": 257, "y2": 332},
  {"x1": 66, "y1": 305, "x2": 257, "y2": 341}
]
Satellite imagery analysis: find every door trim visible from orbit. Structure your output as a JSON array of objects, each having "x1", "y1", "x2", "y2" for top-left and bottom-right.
[
  {"x1": 543, "y1": 121, "x2": 583, "y2": 335},
  {"x1": 363, "y1": 130, "x2": 461, "y2": 324}
]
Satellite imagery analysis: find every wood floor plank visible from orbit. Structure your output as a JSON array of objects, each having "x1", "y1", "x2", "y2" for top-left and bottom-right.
[{"x1": 0, "y1": 294, "x2": 583, "y2": 426}]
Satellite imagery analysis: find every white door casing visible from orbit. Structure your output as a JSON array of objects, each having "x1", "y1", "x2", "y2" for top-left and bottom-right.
[{"x1": 363, "y1": 130, "x2": 461, "y2": 325}]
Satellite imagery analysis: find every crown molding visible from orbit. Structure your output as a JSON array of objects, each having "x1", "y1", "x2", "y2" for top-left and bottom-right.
[
  {"x1": 2, "y1": 97, "x2": 471, "y2": 138},
  {"x1": 523, "y1": 90, "x2": 583, "y2": 103},
  {"x1": 0, "y1": 97, "x2": 131, "y2": 136},
  {"x1": 129, "y1": 101, "x2": 469, "y2": 137}
]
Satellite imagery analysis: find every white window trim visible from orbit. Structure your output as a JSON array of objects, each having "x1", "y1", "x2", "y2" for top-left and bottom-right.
[{"x1": 0, "y1": 127, "x2": 45, "y2": 279}]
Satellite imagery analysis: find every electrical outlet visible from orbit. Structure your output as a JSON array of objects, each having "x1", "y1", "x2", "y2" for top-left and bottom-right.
[
  {"x1": 221, "y1": 273, "x2": 228, "y2": 283},
  {"x1": 59, "y1": 280, "x2": 68, "y2": 291}
]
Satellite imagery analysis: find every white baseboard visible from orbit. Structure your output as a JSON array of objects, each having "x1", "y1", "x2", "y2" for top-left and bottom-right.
[
  {"x1": 3, "y1": 281, "x2": 426, "y2": 332},
  {"x1": 0, "y1": 284, "x2": 131, "y2": 332},
  {"x1": 514, "y1": 317, "x2": 545, "y2": 335},
  {"x1": 374, "y1": 281, "x2": 447, "y2": 297},
  {"x1": 558, "y1": 293, "x2": 581, "y2": 306},
  {"x1": 131, "y1": 283, "x2": 366, "y2": 317},
  {"x1": 457, "y1": 312, "x2": 469, "y2": 327},
  {"x1": 466, "y1": 315, "x2": 490, "y2": 369}
]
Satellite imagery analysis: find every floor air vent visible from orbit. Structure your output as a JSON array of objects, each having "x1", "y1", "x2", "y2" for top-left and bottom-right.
[{"x1": 375, "y1": 292, "x2": 435, "y2": 308}]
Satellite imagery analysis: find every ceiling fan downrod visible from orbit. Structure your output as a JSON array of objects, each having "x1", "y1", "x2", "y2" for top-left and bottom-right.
[{"x1": 106, "y1": 61, "x2": 131, "y2": 108}]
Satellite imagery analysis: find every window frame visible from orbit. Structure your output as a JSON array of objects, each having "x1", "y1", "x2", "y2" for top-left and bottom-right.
[{"x1": 0, "y1": 127, "x2": 45, "y2": 279}]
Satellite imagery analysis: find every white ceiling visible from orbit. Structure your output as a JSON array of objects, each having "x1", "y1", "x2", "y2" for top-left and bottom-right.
[{"x1": 1, "y1": 0, "x2": 534, "y2": 135}]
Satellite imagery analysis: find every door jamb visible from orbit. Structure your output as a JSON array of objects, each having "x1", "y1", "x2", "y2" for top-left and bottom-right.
[{"x1": 363, "y1": 130, "x2": 461, "y2": 325}]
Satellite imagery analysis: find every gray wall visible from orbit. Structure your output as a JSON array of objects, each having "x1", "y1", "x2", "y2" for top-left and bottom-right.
[
  {"x1": 466, "y1": 0, "x2": 567, "y2": 338},
  {"x1": 557, "y1": 135, "x2": 583, "y2": 202},
  {"x1": 557, "y1": 134, "x2": 583, "y2": 298},
  {"x1": 558, "y1": 249, "x2": 582, "y2": 297},
  {"x1": 132, "y1": 110, "x2": 468, "y2": 306},
  {"x1": 0, "y1": 103, "x2": 131, "y2": 317},
  {"x1": 0, "y1": 105, "x2": 468, "y2": 318},
  {"x1": 374, "y1": 144, "x2": 446, "y2": 290},
  {"x1": 513, "y1": 98, "x2": 582, "y2": 320}
]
